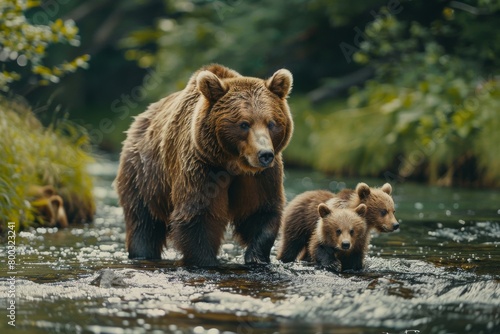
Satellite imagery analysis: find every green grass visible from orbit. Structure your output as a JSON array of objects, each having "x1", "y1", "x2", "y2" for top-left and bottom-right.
[{"x1": 0, "y1": 97, "x2": 95, "y2": 233}]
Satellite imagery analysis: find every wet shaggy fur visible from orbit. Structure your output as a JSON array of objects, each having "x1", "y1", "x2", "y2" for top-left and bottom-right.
[
  {"x1": 277, "y1": 190, "x2": 332, "y2": 263},
  {"x1": 308, "y1": 204, "x2": 367, "y2": 271},
  {"x1": 115, "y1": 64, "x2": 293, "y2": 266}
]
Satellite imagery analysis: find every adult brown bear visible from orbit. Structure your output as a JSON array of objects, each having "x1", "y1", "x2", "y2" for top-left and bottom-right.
[{"x1": 116, "y1": 64, "x2": 293, "y2": 266}]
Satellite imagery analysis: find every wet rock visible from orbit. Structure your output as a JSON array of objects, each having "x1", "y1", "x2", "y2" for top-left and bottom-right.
[{"x1": 91, "y1": 269, "x2": 128, "y2": 288}]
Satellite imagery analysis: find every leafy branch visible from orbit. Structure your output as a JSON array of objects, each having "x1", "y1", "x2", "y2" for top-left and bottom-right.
[{"x1": 0, "y1": 0, "x2": 89, "y2": 92}]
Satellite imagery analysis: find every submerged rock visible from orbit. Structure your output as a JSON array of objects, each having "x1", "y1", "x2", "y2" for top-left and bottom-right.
[{"x1": 91, "y1": 269, "x2": 128, "y2": 288}]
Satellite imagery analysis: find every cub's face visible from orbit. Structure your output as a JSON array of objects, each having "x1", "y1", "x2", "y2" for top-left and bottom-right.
[
  {"x1": 195, "y1": 69, "x2": 293, "y2": 174},
  {"x1": 369, "y1": 194, "x2": 398, "y2": 233},
  {"x1": 356, "y1": 183, "x2": 399, "y2": 232},
  {"x1": 317, "y1": 204, "x2": 367, "y2": 251}
]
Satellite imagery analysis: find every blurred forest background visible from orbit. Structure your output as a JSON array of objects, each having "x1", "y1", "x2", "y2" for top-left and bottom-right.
[{"x1": 1, "y1": 0, "x2": 500, "y2": 212}]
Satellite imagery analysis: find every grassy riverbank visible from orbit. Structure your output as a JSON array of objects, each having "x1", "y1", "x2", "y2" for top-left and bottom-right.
[{"x1": 0, "y1": 97, "x2": 95, "y2": 233}]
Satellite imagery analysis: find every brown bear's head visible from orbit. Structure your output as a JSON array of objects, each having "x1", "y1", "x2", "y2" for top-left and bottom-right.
[
  {"x1": 355, "y1": 182, "x2": 399, "y2": 233},
  {"x1": 316, "y1": 203, "x2": 367, "y2": 252},
  {"x1": 192, "y1": 65, "x2": 293, "y2": 174},
  {"x1": 31, "y1": 194, "x2": 69, "y2": 228}
]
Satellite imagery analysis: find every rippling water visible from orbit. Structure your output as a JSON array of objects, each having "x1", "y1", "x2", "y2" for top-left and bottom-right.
[{"x1": 1, "y1": 162, "x2": 499, "y2": 334}]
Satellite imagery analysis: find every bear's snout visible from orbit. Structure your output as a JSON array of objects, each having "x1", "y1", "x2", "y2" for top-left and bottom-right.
[
  {"x1": 392, "y1": 222, "x2": 400, "y2": 231},
  {"x1": 258, "y1": 150, "x2": 274, "y2": 167},
  {"x1": 341, "y1": 241, "x2": 351, "y2": 250}
]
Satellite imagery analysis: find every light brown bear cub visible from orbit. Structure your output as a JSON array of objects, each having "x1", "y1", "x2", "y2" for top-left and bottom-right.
[
  {"x1": 28, "y1": 185, "x2": 69, "y2": 228},
  {"x1": 308, "y1": 203, "x2": 367, "y2": 271},
  {"x1": 116, "y1": 64, "x2": 293, "y2": 267},
  {"x1": 326, "y1": 182, "x2": 398, "y2": 233},
  {"x1": 278, "y1": 182, "x2": 398, "y2": 270}
]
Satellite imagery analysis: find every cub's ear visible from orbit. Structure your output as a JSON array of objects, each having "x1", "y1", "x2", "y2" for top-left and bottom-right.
[
  {"x1": 354, "y1": 204, "x2": 367, "y2": 217},
  {"x1": 266, "y1": 69, "x2": 293, "y2": 99},
  {"x1": 41, "y1": 185, "x2": 55, "y2": 197},
  {"x1": 381, "y1": 183, "x2": 392, "y2": 195},
  {"x1": 197, "y1": 70, "x2": 228, "y2": 102},
  {"x1": 318, "y1": 203, "x2": 331, "y2": 218},
  {"x1": 356, "y1": 182, "x2": 371, "y2": 200}
]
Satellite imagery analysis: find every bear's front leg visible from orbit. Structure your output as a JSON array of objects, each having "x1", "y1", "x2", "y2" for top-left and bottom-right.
[
  {"x1": 169, "y1": 164, "x2": 231, "y2": 267},
  {"x1": 123, "y1": 195, "x2": 168, "y2": 260},
  {"x1": 341, "y1": 250, "x2": 364, "y2": 271},
  {"x1": 170, "y1": 210, "x2": 227, "y2": 267},
  {"x1": 315, "y1": 244, "x2": 341, "y2": 272},
  {"x1": 234, "y1": 210, "x2": 281, "y2": 264}
]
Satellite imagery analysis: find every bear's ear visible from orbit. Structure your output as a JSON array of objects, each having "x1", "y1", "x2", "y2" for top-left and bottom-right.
[
  {"x1": 266, "y1": 69, "x2": 293, "y2": 99},
  {"x1": 381, "y1": 183, "x2": 392, "y2": 195},
  {"x1": 197, "y1": 70, "x2": 228, "y2": 102},
  {"x1": 354, "y1": 204, "x2": 367, "y2": 217},
  {"x1": 42, "y1": 185, "x2": 55, "y2": 197},
  {"x1": 318, "y1": 203, "x2": 331, "y2": 218},
  {"x1": 356, "y1": 182, "x2": 371, "y2": 200}
]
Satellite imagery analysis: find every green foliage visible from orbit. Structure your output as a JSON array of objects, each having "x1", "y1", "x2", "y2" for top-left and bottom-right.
[
  {"x1": 309, "y1": 0, "x2": 387, "y2": 26},
  {"x1": 0, "y1": 0, "x2": 89, "y2": 91},
  {"x1": 0, "y1": 97, "x2": 95, "y2": 232},
  {"x1": 285, "y1": 96, "x2": 400, "y2": 176},
  {"x1": 119, "y1": 0, "x2": 358, "y2": 93},
  {"x1": 286, "y1": 2, "x2": 500, "y2": 186},
  {"x1": 41, "y1": 0, "x2": 497, "y2": 187},
  {"x1": 287, "y1": 76, "x2": 500, "y2": 186}
]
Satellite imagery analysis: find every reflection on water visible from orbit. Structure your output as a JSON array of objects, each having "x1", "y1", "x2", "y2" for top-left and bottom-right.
[{"x1": 0, "y1": 161, "x2": 499, "y2": 334}]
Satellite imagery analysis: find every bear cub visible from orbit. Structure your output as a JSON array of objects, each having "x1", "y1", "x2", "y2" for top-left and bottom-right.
[
  {"x1": 28, "y1": 185, "x2": 68, "y2": 228},
  {"x1": 308, "y1": 203, "x2": 367, "y2": 271},
  {"x1": 278, "y1": 182, "x2": 398, "y2": 270},
  {"x1": 326, "y1": 182, "x2": 399, "y2": 233}
]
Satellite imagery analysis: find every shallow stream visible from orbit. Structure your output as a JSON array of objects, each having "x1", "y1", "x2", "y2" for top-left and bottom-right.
[{"x1": 1, "y1": 161, "x2": 499, "y2": 333}]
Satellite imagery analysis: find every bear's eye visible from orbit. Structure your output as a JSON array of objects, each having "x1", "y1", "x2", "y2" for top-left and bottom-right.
[
  {"x1": 381, "y1": 209, "x2": 388, "y2": 217},
  {"x1": 350, "y1": 229, "x2": 354, "y2": 236},
  {"x1": 336, "y1": 229, "x2": 341, "y2": 236},
  {"x1": 268, "y1": 121, "x2": 276, "y2": 130},
  {"x1": 240, "y1": 122, "x2": 250, "y2": 130}
]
